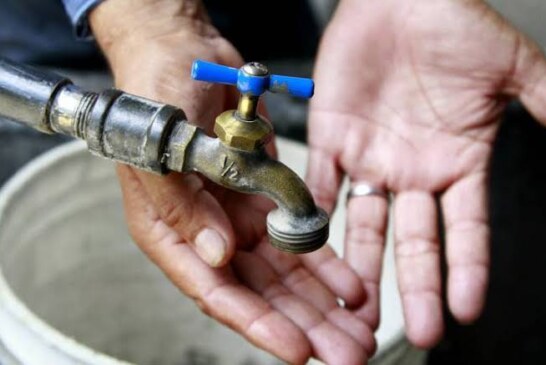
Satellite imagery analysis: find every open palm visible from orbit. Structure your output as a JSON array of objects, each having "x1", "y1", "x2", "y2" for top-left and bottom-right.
[
  {"x1": 307, "y1": 0, "x2": 546, "y2": 348},
  {"x1": 116, "y1": 164, "x2": 376, "y2": 365}
]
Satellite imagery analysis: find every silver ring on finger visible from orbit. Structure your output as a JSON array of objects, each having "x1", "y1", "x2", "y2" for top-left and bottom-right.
[{"x1": 346, "y1": 182, "x2": 390, "y2": 202}]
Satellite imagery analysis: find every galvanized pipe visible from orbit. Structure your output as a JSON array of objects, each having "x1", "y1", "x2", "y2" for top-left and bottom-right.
[{"x1": 0, "y1": 59, "x2": 69, "y2": 133}]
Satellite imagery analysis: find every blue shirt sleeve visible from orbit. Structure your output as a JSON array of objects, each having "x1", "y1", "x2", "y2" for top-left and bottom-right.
[{"x1": 61, "y1": 0, "x2": 103, "y2": 39}]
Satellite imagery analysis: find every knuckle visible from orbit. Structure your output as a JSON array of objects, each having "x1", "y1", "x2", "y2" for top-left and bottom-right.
[
  {"x1": 396, "y1": 239, "x2": 440, "y2": 258},
  {"x1": 159, "y1": 201, "x2": 190, "y2": 230},
  {"x1": 347, "y1": 226, "x2": 384, "y2": 246}
]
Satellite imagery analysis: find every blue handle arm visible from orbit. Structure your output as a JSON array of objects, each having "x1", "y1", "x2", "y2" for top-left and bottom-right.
[
  {"x1": 191, "y1": 60, "x2": 238, "y2": 86},
  {"x1": 269, "y1": 75, "x2": 314, "y2": 99},
  {"x1": 191, "y1": 59, "x2": 314, "y2": 99}
]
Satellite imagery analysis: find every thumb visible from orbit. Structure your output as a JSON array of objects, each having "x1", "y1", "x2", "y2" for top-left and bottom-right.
[
  {"x1": 510, "y1": 36, "x2": 546, "y2": 124},
  {"x1": 117, "y1": 165, "x2": 236, "y2": 268}
]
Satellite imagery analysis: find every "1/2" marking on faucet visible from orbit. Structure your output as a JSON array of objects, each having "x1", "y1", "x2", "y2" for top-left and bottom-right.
[{"x1": 221, "y1": 155, "x2": 240, "y2": 180}]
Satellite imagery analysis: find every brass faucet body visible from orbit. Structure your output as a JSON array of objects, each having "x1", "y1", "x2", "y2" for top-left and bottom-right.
[
  {"x1": 213, "y1": 108, "x2": 272, "y2": 151},
  {"x1": 166, "y1": 126, "x2": 329, "y2": 253}
]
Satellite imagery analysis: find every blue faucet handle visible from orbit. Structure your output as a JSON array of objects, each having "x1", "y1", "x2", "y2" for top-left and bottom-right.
[
  {"x1": 191, "y1": 59, "x2": 314, "y2": 99},
  {"x1": 191, "y1": 60, "x2": 239, "y2": 86},
  {"x1": 268, "y1": 74, "x2": 314, "y2": 99}
]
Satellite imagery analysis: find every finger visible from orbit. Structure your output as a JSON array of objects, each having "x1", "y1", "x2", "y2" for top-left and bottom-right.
[
  {"x1": 509, "y1": 35, "x2": 546, "y2": 124},
  {"x1": 344, "y1": 190, "x2": 389, "y2": 330},
  {"x1": 305, "y1": 146, "x2": 343, "y2": 214},
  {"x1": 133, "y1": 170, "x2": 236, "y2": 267},
  {"x1": 234, "y1": 251, "x2": 369, "y2": 365},
  {"x1": 394, "y1": 191, "x2": 443, "y2": 349},
  {"x1": 255, "y1": 243, "x2": 376, "y2": 355},
  {"x1": 300, "y1": 245, "x2": 367, "y2": 308},
  {"x1": 116, "y1": 165, "x2": 310, "y2": 365},
  {"x1": 441, "y1": 172, "x2": 489, "y2": 323}
]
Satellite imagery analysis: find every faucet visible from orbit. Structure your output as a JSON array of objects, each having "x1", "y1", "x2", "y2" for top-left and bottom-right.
[{"x1": 0, "y1": 58, "x2": 329, "y2": 254}]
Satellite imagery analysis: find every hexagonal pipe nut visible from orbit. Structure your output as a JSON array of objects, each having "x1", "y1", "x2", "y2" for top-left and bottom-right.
[{"x1": 214, "y1": 110, "x2": 273, "y2": 151}]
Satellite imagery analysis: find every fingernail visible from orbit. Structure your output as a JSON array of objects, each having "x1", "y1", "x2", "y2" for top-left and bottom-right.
[{"x1": 195, "y1": 228, "x2": 227, "y2": 267}]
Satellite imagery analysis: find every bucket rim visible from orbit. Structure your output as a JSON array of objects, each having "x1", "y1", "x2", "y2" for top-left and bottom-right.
[{"x1": 0, "y1": 140, "x2": 131, "y2": 365}]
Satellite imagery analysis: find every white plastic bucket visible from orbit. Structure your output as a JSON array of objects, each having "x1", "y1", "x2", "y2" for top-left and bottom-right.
[{"x1": 0, "y1": 139, "x2": 421, "y2": 364}]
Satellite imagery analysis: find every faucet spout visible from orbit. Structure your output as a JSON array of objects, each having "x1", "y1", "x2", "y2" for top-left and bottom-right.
[{"x1": 166, "y1": 129, "x2": 329, "y2": 253}]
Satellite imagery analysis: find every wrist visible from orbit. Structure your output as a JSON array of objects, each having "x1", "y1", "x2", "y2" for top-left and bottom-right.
[{"x1": 89, "y1": 0, "x2": 213, "y2": 57}]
